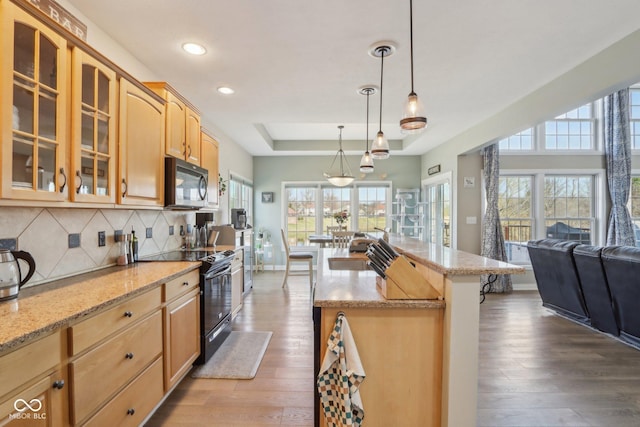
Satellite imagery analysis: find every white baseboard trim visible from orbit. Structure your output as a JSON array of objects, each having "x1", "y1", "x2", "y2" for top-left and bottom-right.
[{"x1": 513, "y1": 283, "x2": 538, "y2": 291}]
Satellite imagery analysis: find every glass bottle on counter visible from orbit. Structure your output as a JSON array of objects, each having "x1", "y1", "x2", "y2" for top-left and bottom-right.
[
  {"x1": 117, "y1": 234, "x2": 129, "y2": 266},
  {"x1": 131, "y1": 229, "x2": 138, "y2": 262}
]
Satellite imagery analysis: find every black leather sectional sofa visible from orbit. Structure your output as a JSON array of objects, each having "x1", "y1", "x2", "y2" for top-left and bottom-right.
[{"x1": 528, "y1": 239, "x2": 640, "y2": 348}]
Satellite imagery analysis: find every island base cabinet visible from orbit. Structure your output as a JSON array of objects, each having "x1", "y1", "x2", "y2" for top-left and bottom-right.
[
  {"x1": 83, "y1": 358, "x2": 163, "y2": 427},
  {"x1": 317, "y1": 307, "x2": 444, "y2": 427}
]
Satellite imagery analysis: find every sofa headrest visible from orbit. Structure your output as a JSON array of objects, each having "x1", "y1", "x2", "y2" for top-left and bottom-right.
[
  {"x1": 574, "y1": 244, "x2": 603, "y2": 258},
  {"x1": 602, "y1": 245, "x2": 640, "y2": 263},
  {"x1": 527, "y1": 239, "x2": 580, "y2": 252}
]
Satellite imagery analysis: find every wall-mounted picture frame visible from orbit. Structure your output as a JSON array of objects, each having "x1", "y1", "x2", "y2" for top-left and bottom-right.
[{"x1": 262, "y1": 192, "x2": 274, "y2": 203}]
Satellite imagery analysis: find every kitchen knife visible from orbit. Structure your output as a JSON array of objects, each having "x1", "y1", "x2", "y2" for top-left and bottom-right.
[
  {"x1": 367, "y1": 260, "x2": 386, "y2": 279},
  {"x1": 367, "y1": 246, "x2": 391, "y2": 268},
  {"x1": 366, "y1": 249, "x2": 387, "y2": 271},
  {"x1": 371, "y1": 243, "x2": 394, "y2": 265},
  {"x1": 378, "y1": 238, "x2": 400, "y2": 259}
]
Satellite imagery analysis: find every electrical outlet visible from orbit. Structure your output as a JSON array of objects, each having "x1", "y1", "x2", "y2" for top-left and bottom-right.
[
  {"x1": 114, "y1": 229, "x2": 123, "y2": 242},
  {"x1": 68, "y1": 233, "x2": 81, "y2": 248},
  {"x1": 146, "y1": 227, "x2": 153, "y2": 238},
  {"x1": 98, "y1": 231, "x2": 106, "y2": 247},
  {"x1": 169, "y1": 225, "x2": 174, "y2": 236}
]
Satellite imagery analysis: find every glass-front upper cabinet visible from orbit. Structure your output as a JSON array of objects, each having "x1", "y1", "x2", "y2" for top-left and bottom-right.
[
  {"x1": 71, "y1": 48, "x2": 116, "y2": 202},
  {"x1": 1, "y1": 4, "x2": 68, "y2": 201}
]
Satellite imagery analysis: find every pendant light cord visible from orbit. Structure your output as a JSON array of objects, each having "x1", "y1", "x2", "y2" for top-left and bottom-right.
[
  {"x1": 410, "y1": 0, "x2": 415, "y2": 93},
  {"x1": 378, "y1": 48, "x2": 385, "y2": 133},
  {"x1": 366, "y1": 91, "x2": 370, "y2": 150}
]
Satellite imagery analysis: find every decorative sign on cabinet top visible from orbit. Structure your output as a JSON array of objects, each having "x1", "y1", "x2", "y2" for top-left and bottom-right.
[{"x1": 26, "y1": 0, "x2": 88, "y2": 40}]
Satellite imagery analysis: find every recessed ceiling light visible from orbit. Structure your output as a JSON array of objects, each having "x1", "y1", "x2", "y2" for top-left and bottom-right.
[
  {"x1": 217, "y1": 86, "x2": 235, "y2": 95},
  {"x1": 182, "y1": 42, "x2": 206, "y2": 55}
]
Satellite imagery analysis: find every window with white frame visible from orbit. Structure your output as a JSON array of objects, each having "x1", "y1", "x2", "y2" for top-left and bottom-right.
[
  {"x1": 544, "y1": 103, "x2": 595, "y2": 150},
  {"x1": 283, "y1": 182, "x2": 390, "y2": 246},
  {"x1": 497, "y1": 173, "x2": 598, "y2": 264},
  {"x1": 498, "y1": 176, "x2": 533, "y2": 263},
  {"x1": 285, "y1": 186, "x2": 317, "y2": 247},
  {"x1": 543, "y1": 175, "x2": 594, "y2": 244},
  {"x1": 323, "y1": 186, "x2": 351, "y2": 232},
  {"x1": 498, "y1": 128, "x2": 533, "y2": 151},
  {"x1": 631, "y1": 88, "x2": 640, "y2": 150},
  {"x1": 356, "y1": 186, "x2": 388, "y2": 232},
  {"x1": 229, "y1": 174, "x2": 253, "y2": 224},
  {"x1": 629, "y1": 176, "x2": 640, "y2": 245}
]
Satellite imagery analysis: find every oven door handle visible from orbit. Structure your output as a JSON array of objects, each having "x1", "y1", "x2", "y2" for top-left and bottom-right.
[{"x1": 204, "y1": 264, "x2": 232, "y2": 280}]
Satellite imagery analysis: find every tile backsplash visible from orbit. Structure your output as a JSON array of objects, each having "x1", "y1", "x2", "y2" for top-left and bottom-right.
[{"x1": 0, "y1": 207, "x2": 197, "y2": 288}]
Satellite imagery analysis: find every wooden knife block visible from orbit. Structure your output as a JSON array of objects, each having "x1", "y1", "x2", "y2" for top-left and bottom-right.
[{"x1": 376, "y1": 256, "x2": 441, "y2": 300}]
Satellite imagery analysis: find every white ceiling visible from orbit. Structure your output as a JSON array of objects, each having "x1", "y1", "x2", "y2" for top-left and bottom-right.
[{"x1": 65, "y1": 0, "x2": 640, "y2": 157}]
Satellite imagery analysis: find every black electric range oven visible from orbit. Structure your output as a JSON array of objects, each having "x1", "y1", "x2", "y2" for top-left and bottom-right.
[{"x1": 139, "y1": 249, "x2": 236, "y2": 364}]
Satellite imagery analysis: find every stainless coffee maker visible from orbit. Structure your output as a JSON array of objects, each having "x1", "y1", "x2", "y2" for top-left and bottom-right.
[{"x1": 231, "y1": 208, "x2": 247, "y2": 229}]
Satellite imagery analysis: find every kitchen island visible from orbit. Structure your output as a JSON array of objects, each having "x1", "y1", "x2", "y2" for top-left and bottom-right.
[{"x1": 313, "y1": 235, "x2": 524, "y2": 427}]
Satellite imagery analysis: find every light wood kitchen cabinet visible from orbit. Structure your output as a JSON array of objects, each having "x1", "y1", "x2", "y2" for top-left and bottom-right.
[
  {"x1": 200, "y1": 129, "x2": 219, "y2": 206},
  {"x1": 0, "y1": 2, "x2": 68, "y2": 202},
  {"x1": 68, "y1": 288, "x2": 163, "y2": 425},
  {"x1": 118, "y1": 78, "x2": 165, "y2": 207},
  {"x1": 0, "y1": 331, "x2": 66, "y2": 427},
  {"x1": 83, "y1": 358, "x2": 163, "y2": 427},
  {"x1": 162, "y1": 270, "x2": 200, "y2": 392},
  {"x1": 144, "y1": 82, "x2": 201, "y2": 166},
  {"x1": 69, "y1": 47, "x2": 117, "y2": 203}
]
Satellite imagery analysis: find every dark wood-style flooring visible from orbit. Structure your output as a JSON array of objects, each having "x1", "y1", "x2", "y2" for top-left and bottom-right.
[{"x1": 146, "y1": 272, "x2": 640, "y2": 427}]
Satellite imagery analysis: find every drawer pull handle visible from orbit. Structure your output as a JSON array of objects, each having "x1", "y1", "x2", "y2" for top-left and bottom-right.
[
  {"x1": 52, "y1": 380, "x2": 65, "y2": 390},
  {"x1": 127, "y1": 408, "x2": 135, "y2": 416},
  {"x1": 125, "y1": 352, "x2": 134, "y2": 359},
  {"x1": 124, "y1": 311, "x2": 133, "y2": 317},
  {"x1": 183, "y1": 281, "x2": 189, "y2": 286}
]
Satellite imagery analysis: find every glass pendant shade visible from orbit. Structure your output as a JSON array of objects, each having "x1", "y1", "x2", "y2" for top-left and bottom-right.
[
  {"x1": 371, "y1": 131, "x2": 389, "y2": 159},
  {"x1": 359, "y1": 150, "x2": 374, "y2": 173},
  {"x1": 325, "y1": 125, "x2": 354, "y2": 187},
  {"x1": 400, "y1": 91, "x2": 427, "y2": 133},
  {"x1": 327, "y1": 175, "x2": 354, "y2": 187}
]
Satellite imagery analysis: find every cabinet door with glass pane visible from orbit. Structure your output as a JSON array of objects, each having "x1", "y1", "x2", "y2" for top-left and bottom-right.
[
  {"x1": 1, "y1": 4, "x2": 68, "y2": 201},
  {"x1": 71, "y1": 48, "x2": 116, "y2": 203}
]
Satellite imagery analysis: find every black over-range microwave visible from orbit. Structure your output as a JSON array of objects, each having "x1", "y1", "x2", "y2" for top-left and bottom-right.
[{"x1": 165, "y1": 157, "x2": 208, "y2": 209}]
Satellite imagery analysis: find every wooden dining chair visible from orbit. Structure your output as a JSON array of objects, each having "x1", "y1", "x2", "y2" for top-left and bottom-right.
[
  {"x1": 326, "y1": 225, "x2": 343, "y2": 234},
  {"x1": 281, "y1": 229, "x2": 314, "y2": 288},
  {"x1": 332, "y1": 231, "x2": 354, "y2": 248}
]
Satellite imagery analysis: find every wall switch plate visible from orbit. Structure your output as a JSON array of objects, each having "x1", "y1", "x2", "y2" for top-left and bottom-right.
[
  {"x1": 146, "y1": 227, "x2": 153, "y2": 238},
  {"x1": 98, "y1": 231, "x2": 106, "y2": 247},
  {"x1": 169, "y1": 225, "x2": 174, "y2": 236},
  {"x1": 68, "y1": 233, "x2": 81, "y2": 248},
  {"x1": 0, "y1": 238, "x2": 17, "y2": 250},
  {"x1": 466, "y1": 216, "x2": 477, "y2": 225}
]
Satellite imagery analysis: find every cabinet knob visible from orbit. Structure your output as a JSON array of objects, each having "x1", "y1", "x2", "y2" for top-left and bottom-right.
[
  {"x1": 124, "y1": 311, "x2": 133, "y2": 317},
  {"x1": 127, "y1": 408, "x2": 135, "y2": 416},
  {"x1": 183, "y1": 281, "x2": 189, "y2": 286},
  {"x1": 52, "y1": 380, "x2": 65, "y2": 390},
  {"x1": 125, "y1": 352, "x2": 134, "y2": 359},
  {"x1": 121, "y1": 178, "x2": 127, "y2": 197}
]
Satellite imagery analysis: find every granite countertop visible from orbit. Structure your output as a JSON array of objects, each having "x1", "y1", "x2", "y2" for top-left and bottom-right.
[
  {"x1": 313, "y1": 248, "x2": 445, "y2": 309},
  {"x1": 313, "y1": 235, "x2": 524, "y2": 308},
  {"x1": 0, "y1": 261, "x2": 200, "y2": 354},
  {"x1": 387, "y1": 235, "x2": 526, "y2": 276}
]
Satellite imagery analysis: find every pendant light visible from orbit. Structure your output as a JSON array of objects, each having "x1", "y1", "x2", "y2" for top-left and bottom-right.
[
  {"x1": 324, "y1": 125, "x2": 354, "y2": 187},
  {"x1": 400, "y1": 0, "x2": 427, "y2": 133},
  {"x1": 359, "y1": 87, "x2": 375, "y2": 173},
  {"x1": 371, "y1": 45, "x2": 391, "y2": 160}
]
